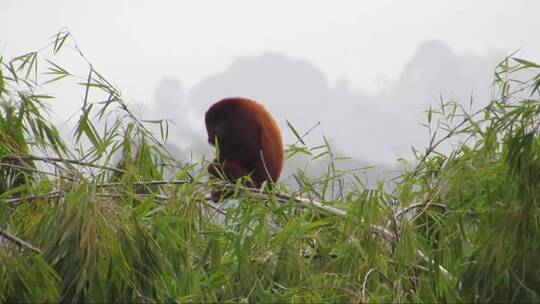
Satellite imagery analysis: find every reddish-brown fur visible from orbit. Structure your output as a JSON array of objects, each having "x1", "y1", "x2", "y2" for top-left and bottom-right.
[{"x1": 205, "y1": 97, "x2": 284, "y2": 191}]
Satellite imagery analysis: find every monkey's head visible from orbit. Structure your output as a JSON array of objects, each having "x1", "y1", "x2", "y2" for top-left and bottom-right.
[{"x1": 205, "y1": 98, "x2": 243, "y2": 145}]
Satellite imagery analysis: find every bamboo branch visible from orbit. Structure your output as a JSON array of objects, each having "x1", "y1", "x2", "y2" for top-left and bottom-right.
[
  {"x1": 3, "y1": 155, "x2": 126, "y2": 174},
  {"x1": 3, "y1": 190, "x2": 62, "y2": 205},
  {"x1": 0, "y1": 228, "x2": 41, "y2": 254}
]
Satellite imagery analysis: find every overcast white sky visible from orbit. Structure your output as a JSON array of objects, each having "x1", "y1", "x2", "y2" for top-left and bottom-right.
[
  {"x1": 1, "y1": 0, "x2": 539, "y2": 164},
  {"x1": 3, "y1": 0, "x2": 539, "y2": 97}
]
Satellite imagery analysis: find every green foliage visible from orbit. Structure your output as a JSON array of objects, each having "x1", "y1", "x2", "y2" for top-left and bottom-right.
[{"x1": 0, "y1": 30, "x2": 539, "y2": 303}]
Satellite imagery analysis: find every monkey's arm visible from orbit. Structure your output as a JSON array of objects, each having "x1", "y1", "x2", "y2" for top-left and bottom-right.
[{"x1": 208, "y1": 159, "x2": 251, "y2": 182}]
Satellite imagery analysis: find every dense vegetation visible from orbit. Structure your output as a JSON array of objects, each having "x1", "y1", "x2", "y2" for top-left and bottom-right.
[{"x1": 1, "y1": 30, "x2": 539, "y2": 303}]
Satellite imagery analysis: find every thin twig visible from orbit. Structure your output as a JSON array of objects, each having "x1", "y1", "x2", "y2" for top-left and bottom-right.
[
  {"x1": 96, "y1": 179, "x2": 191, "y2": 188},
  {"x1": 260, "y1": 150, "x2": 274, "y2": 183},
  {"x1": 395, "y1": 201, "x2": 447, "y2": 219},
  {"x1": 4, "y1": 155, "x2": 125, "y2": 173},
  {"x1": 291, "y1": 121, "x2": 321, "y2": 146},
  {"x1": 94, "y1": 192, "x2": 169, "y2": 203},
  {"x1": 3, "y1": 190, "x2": 62, "y2": 205},
  {"x1": 0, "y1": 228, "x2": 41, "y2": 254},
  {"x1": 361, "y1": 268, "x2": 390, "y2": 303},
  {"x1": 388, "y1": 196, "x2": 401, "y2": 245},
  {"x1": 410, "y1": 189, "x2": 444, "y2": 223},
  {"x1": 0, "y1": 162, "x2": 75, "y2": 180}
]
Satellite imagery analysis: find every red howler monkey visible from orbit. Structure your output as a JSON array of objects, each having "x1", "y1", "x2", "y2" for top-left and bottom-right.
[{"x1": 205, "y1": 97, "x2": 283, "y2": 196}]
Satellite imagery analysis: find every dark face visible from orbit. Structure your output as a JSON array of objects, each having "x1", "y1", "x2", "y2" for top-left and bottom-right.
[
  {"x1": 206, "y1": 120, "x2": 225, "y2": 145},
  {"x1": 205, "y1": 98, "x2": 241, "y2": 145}
]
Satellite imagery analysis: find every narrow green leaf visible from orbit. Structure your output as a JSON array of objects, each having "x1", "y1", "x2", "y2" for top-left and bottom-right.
[
  {"x1": 287, "y1": 120, "x2": 305, "y2": 145},
  {"x1": 513, "y1": 57, "x2": 540, "y2": 68}
]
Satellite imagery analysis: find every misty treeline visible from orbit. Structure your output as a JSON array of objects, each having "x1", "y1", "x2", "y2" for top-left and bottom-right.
[{"x1": 0, "y1": 30, "x2": 539, "y2": 303}]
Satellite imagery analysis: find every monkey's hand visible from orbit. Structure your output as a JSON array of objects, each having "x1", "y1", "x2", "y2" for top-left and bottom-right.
[{"x1": 208, "y1": 159, "x2": 255, "y2": 202}]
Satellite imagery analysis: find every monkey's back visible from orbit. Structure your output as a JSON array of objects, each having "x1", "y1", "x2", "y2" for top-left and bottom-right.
[{"x1": 244, "y1": 99, "x2": 283, "y2": 184}]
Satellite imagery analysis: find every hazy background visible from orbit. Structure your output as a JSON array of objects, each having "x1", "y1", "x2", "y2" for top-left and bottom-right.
[{"x1": 2, "y1": 0, "x2": 539, "y2": 186}]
